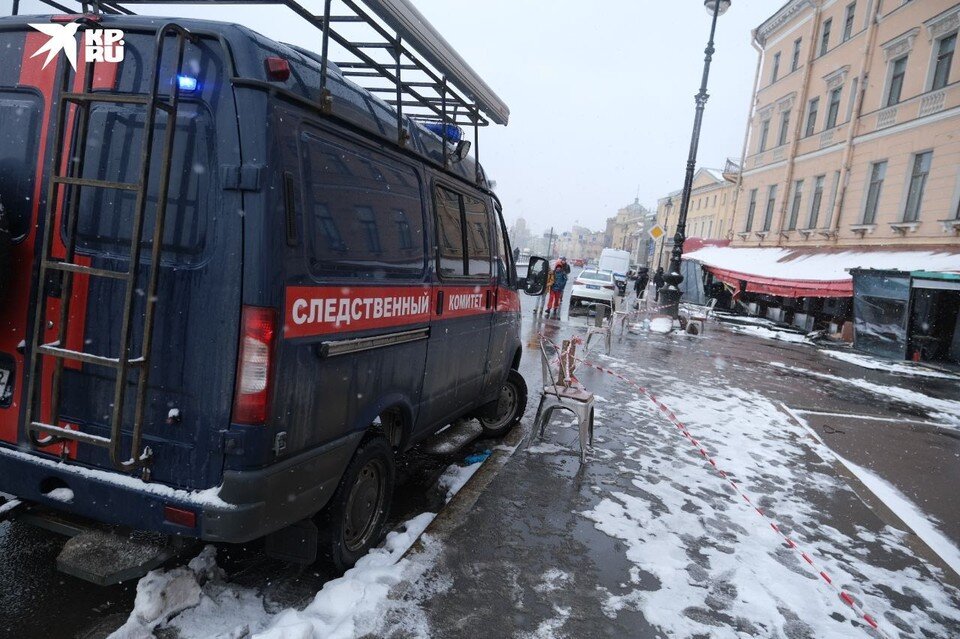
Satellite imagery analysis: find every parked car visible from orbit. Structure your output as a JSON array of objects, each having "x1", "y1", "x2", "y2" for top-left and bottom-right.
[
  {"x1": 0, "y1": 8, "x2": 538, "y2": 583},
  {"x1": 573, "y1": 258, "x2": 586, "y2": 267},
  {"x1": 569, "y1": 269, "x2": 617, "y2": 313}
]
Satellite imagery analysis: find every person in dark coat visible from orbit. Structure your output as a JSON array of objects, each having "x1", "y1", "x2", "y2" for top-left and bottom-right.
[
  {"x1": 634, "y1": 268, "x2": 649, "y2": 299},
  {"x1": 653, "y1": 266, "x2": 665, "y2": 301}
]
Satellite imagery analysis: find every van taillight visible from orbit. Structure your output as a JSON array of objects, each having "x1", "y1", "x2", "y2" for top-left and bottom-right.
[{"x1": 232, "y1": 306, "x2": 276, "y2": 425}]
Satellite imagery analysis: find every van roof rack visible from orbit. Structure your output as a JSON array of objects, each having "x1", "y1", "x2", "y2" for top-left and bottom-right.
[{"x1": 13, "y1": 0, "x2": 509, "y2": 174}]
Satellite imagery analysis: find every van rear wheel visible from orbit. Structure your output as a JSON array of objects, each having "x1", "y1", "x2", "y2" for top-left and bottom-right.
[
  {"x1": 478, "y1": 369, "x2": 527, "y2": 437},
  {"x1": 317, "y1": 435, "x2": 395, "y2": 572}
]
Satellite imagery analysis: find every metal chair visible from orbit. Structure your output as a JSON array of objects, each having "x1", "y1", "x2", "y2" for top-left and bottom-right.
[
  {"x1": 683, "y1": 298, "x2": 718, "y2": 335},
  {"x1": 532, "y1": 338, "x2": 595, "y2": 464},
  {"x1": 584, "y1": 304, "x2": 612, "y2": 355}
]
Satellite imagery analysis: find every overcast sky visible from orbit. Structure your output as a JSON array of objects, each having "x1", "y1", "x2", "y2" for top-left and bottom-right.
[{"x1": 11, "y1": 0, "x2": 778, "y2": 234}]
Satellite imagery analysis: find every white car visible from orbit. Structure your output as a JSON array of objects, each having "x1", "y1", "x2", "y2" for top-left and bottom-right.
[{"x1": 569, "y1": 269, "x2": 617, "y2": 313}]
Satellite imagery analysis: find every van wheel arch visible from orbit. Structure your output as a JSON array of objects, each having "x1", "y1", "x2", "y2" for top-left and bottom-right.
[
  {"x1": 377, "y1": 405, "x2": 409, "y2": 450},
  {"x1": 510, "y1": 347, "x2": 522, "y2": 372}
]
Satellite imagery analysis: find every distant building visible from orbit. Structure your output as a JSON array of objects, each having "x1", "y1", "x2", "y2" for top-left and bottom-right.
[
  {"x1": 604, "y1": 198, "x2": 655, "y2": 268},
  {"x1": 731, "y1": 0, "x2": 960, "y2": 248},
  {"x1": 508, "y1": 217, "x2": 532, "y2": 253},
  {"x1": 653, "y1": 167, "x2": 737, "y2": 269}
]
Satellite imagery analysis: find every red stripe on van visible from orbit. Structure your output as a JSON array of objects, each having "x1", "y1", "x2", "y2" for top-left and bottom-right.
[
  {"x1": 35, "y1": 47, "x2": 120, "y2": 456},
  {"x1": 0, "y1": 34, "x2": 59, "y2": 446},
  {"x1": 283, "y1": 283, "x2": 514, "y2": 338},
  {"x1": 284, "y1": 285, "x2": 433, "y2": 338}
]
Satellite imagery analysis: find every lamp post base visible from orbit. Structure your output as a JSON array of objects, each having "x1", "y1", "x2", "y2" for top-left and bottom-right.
[{"x1": 660, "y1": 282, "x2": 682, "y2": 319}]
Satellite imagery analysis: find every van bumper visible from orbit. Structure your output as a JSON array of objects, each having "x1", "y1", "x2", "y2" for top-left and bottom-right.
[{"x1": 0, "y1": 432, "x2": 361, "y2": 543}]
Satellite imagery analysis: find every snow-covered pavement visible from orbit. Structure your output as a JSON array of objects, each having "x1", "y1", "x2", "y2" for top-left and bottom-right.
[{"x1": 384, "y1": 315, "x2": 960, "y2": 638}]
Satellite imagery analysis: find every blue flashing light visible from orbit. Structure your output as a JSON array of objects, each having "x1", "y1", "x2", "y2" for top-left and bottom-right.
[
  {"x1": 423, "y1": 122, "x2": 463, "y2": 143},
  {"x1": 177, "y1": 75, "x2": 199, "y2": 92}
]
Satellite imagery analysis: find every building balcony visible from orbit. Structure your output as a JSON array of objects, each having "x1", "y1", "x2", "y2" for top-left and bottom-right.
[{"x1": 862, "y1": 83, "x2": 958, "y2": 137}]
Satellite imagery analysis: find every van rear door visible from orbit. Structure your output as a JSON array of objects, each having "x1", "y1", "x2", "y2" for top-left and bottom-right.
[{"x1": 0, "y1": 26, "x2": 243, "y2": 489}]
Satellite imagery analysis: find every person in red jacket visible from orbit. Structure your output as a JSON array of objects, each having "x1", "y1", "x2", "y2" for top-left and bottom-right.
[{"x1": 544, "y1": 257, "x2": 570, "y2": 319}]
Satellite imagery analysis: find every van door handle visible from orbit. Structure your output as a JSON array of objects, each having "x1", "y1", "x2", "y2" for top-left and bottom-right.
[
  {"x1": 436, "y1": 290, "x2": 444, "y2": 316},
  {"x1": 485, "y1": 290, "x2": 492, "y2": 310}
]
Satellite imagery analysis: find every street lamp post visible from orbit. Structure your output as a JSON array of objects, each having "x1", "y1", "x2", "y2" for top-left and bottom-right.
[
  {"x1": 660, "y1": 0, "x2": 730, "y2": 319},
  {"x1": 657, "y1": 197, "x2": 673, "y2": 269}
]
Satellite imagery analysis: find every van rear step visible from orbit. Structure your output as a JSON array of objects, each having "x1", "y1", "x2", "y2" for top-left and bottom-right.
[
  {"x1": 57, "y1": 530, "x2": 193, "y2": 586},
  {"x1": 0, "y1": 493, "x2": 22, "y2": 522}
]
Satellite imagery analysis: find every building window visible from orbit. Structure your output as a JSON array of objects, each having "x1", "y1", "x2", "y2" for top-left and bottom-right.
[
  {"x1": 886, "y1": 56, "x2": 907, "y2": 106},
  {"x1": 771, "y1": 52, "x2": 781, "y2": 83},
  {"x1": 393, "y1": 209, "x2": 414, "y2": 249},
  {"x1": 826, "y1": 87, "x2": 842, "y2": 128},
  {"x1": 805, "y1": 97, "x2": 819, "y2": 136},
  {"x1": 762, "y1": 185, "x2": 777, "y2": 232},
  {"x1": 843, "y1": 3, "x2": 856, "y2": 42},
  {"x1": 758, "y1": 119, "x2": 770, "y2": 152},
  {"x1": 745, "y1": 189, "x2": 757, "y2": 231},
  {"x1": 932, "y1": 33, "x2": 956, "y2": 91},
  {"x1": 809, "y1": 175, "x2": 825, "y2": 228},
  {"x1": 792, "y1": 38, "x2": 802, "y2": 72},
  {"x1": 356, "y1": 206, "x2": 381, "y2": 253},
  {"x1": 788, "y1": 179, "x2": 804, "y2": 230},
  {"x1": 903, "y1": 151, "x2": 932, "y2": 223},
  {"x1": 778, "y1": 109, "x2": 791, "y2": 146},
  {"x1": 820, "y1": 18, "x2": 832, "y2": 56},
  {"x1": 863, "y1": 160, "x2": 887, "y2": 224}
]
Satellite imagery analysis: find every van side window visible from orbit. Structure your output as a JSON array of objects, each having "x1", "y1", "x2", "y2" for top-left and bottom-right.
[
  {"x1": 435, "y1": 186, "x2": 465, "y2": 277},
  {"x1": 0, "y1": 92, "x2": 42, "y2": 240},
  {"x1": 300, "y1": 132, "x2": 425, "y2": 279},
  {"x1": 463, "y1": 194, "x2": 492, "y2": 277},
  {"x1": 434, "y1": 186, "x2": 493, "y2": 279}
]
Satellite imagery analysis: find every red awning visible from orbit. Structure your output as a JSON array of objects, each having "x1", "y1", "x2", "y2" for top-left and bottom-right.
[
  {"x1": 684, "y1": 245, "x2": 960, "y2": 299},
  {"x1": 703, "y1": 265, "x2": 852, "y2": 298}
]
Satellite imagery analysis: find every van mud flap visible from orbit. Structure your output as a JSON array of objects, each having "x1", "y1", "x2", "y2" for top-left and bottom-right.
[{"x1": 56, "y1": 530, "x2": 195, "y2": 586}]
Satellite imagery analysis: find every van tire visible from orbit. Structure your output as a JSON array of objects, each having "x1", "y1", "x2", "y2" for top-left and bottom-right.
[
  {"x1": 316, "y1": 435, "x2": 395, "y2": 573},
  {"x1": 478, "y1": 369, "x2": 527, "y2": 437}
]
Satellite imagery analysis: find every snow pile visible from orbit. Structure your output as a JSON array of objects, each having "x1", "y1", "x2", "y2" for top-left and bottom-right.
[
  {"x1": 255, "y1": 512, "x2": 435, "y2": 639},
  {"x1": 648, "y1": 317, "x2": 673, "y2": 334},
  {"x1": 436, "y1": 461, "x2": 483, "y2": 503},
  {"x1": 45, "y1": 487, "x2": 74, "y2": 502},
  {"x1": 725, "y1": 323, "x2": 810, "y2": 344},
  {"x1": 821, "y1": 349, "x2": 960, "y2": 379},
  {"x1": 108, "y1": 546, "x2": 220, "y2": 639}
]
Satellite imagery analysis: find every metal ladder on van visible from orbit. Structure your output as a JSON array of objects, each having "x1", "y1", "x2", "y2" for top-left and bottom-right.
[{"x1": 24, "y1": 22, "x2": 197, "y2": 475}]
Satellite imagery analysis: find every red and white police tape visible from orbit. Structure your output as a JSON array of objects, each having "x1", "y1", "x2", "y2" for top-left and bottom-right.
[{"x1": 539, "y1": 333, "x2": 889, "y2": 638}]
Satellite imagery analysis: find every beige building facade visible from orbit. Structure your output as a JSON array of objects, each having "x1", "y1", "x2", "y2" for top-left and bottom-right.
[
  {"x1": 733, "y1": 0, "x2": 960, "y2": 247},
  {"x1": 653, "y1": 168, "x2": 737, "y2": 269}
]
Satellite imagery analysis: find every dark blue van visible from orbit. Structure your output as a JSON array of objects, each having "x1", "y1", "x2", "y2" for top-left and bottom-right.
[{"x1": 0, "y1": 0, "x2": 537, "y2": 579}]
